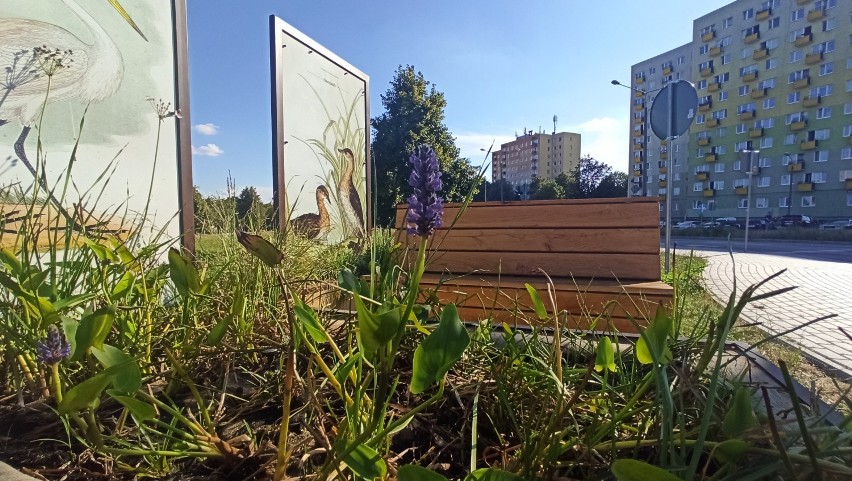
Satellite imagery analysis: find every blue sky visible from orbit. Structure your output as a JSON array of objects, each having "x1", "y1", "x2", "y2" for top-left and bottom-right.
[{"x1": 188, "y1": 0, "x2": 731, "y2": 201}]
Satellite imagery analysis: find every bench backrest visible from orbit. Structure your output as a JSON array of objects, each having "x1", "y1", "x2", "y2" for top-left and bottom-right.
[{"x1": 396, "y1": 197, "x2": 661, "y2": 282}]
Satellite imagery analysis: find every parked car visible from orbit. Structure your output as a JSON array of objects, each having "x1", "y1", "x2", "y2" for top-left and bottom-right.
[
  {"x1": 819, "y1": 219, "x2": 852, "y2": 230},
  {"x1": 736, "y1": 219, "x2": 775, "y2": 230},
  {"x1": 673, "y1": 220, "x2": 700, "y2": 229},
  {"x1": 716, "y1": 217, "x2": 737, "y2": 226},
  {"x1": 702, "y1": 221, "x2": 720, "y2": 228},
  {"x1": 779, "y1": 214, "x2": 812, "y2": 227}
]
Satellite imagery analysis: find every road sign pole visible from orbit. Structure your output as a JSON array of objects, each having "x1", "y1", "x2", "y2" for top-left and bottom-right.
[{"x1": 664, "y1": 84, "x2": 674, "y2": 273}]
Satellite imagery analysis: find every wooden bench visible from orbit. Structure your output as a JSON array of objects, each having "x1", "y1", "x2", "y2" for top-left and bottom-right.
[{"x1": 395, "y1": 197, "x2": 672, "y2": 333}]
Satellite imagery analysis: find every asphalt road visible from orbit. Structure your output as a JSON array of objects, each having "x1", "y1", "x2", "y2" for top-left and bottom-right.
[{"x1": 662, "y1": 237, "x2": 852, "y2": 264}]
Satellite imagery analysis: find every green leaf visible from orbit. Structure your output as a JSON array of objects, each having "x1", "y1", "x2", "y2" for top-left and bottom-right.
[
  {"x1": 110, "y1": 271, "x2": 135, "y2": 300},
  {"x1": 339, "y1": 268, "x2": 366, "y2": 297},
  {"x1": 293, "y1": 302, "x2": 327, "y2": 344},
  {"x1": 34, "y1": 296, "x2": 60, "y2": 328},
  {"x1": 206, "y1": 315, "x2": 231, "y2": 346},
  {"x1": 62, "y1": 317, "x2": 80, "y2": 359},
  {"x1": 341, "y1": 442, "x2": 386, "y2": 480},
  {"x1": 723, "y1": 386, "x2": 759, "y2": 438},
  {"x1": 168, "y1": 248, "x2": 200, "y2": 298},
  {"x1": 334, "y1": 354, "x2": 359, "y2": 388},
  {"x1": 0, "y1": 247, "x2": 22, "y2": 275},
  {"x1": 355, "y1": 296, "x2": 401, "y2": 359},
  {"x1": 524, "y1": 283, "x2": 548, "y2": 320},
  {"x1": 84, "y1": 238, "x2": 117, "y2": 263},
  {"x1": 236, "y1": 231, "x2": 283, "y2": 267},
  {"x1": 411, "y1": 304, "x2": 470, "y2": 394},
  {"x1": 91, "y1": 344, "x2": 142, "y2": 393},
  {"x1": 53, "y1": 293, "x2": 97, "y2": 312},
  {"x1": 107, "y1": 391, "x2": 155, "y2": 421},
  {"x1": 58, "y1": 371, "x2": 113, "y2": 415},
  {"x1": 398, "y1": 464, "x2": 449, "y2": 481},
  {"x1": 72, "y1": 306, "x2": 116, "y2": 360},
  {"x1": 714, "y1": 438, "x2": 749, "y2": 464},
  {"x1": 594, "y1": 337, "x2": 617, "y2": 373},
  {"x1": 611, "y1": 459, "x2": 681, "y2": 481},
  {"x1": 635, "y1": 309, "x2": 673, "y2": 365},
  {"x1": 464, "y1": 468, "x2": 525, "y2": 481}
]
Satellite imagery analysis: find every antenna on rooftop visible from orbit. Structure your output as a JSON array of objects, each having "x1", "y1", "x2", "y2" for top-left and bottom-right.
[{"x1": 553, "y1": 115, "x2": 558, "y2": 135}]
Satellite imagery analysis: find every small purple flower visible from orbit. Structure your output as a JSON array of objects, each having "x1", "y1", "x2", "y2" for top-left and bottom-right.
[
  {"x1": 406, "y1": 146, "x2": 444, "y2": 237},
  {"x1": 37, "y1": 325, "x2": 70, "y2": 365}
]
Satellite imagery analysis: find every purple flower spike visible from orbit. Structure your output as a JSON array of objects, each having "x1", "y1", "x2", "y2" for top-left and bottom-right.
[
  {"x1": 37, "y1": 324, "x2": 71, "y2": 365},
  {"x1": 406, "y1": 146, "x2": 444, "y2": 237}
]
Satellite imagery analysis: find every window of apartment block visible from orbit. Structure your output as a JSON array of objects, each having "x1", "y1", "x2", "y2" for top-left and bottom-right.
[
  {"x1": 789, "y1": 50, "x2": 803, "y2": 63},
  {"x1": 693, "y1": 182, "x2": 703, "y2": 192},
  {"x1": 843, "y1": 125, "x2": 852, "y2": 137},
  {"x1": 759, "y1": 157, "x2": 771, "y2": 167},
  {"x1": 848, "y1": 193, "x2": 852, "y2": 207},
  {"x1": 815, "y1": 150, "x2": 829, "y2": 162},
  {"x1": 817, "y1": 107, "x2": 831, "y2": 119},
  {"x1": 787, "y1": 111, "x2": 806, "y2": 124},
  {"x1": 699, "y1": 44, "x2": 709, "y2": 55},
  {"x1": 767, "y1": 17, "x2": 780, "y2": 30},
  {"x1": 698, "y1": 79, "x2": 708, "y2": 89},
  {"x1": 808, "y1": 172, "x2": 828, "y2": 183},
  {"x1": 737, "y1": 102, "x2": 756, "y2": 114},
  {"x1": 843, "y1": 148, "x2": 852, "y2": 160},
  {"x1": 743, "y1": 8, "x2": 754, "y2": 20},
  {"x1": 814, "y1": 0, "x2": 836, "y2": 11},
  {"x1": 812, "y1": 40, "x2": 835, "y2": 54},
  {"x1": 723, "y1": 16, "x2": 733, "y2": 28},
  {"x1": 722, "y1": 54, "x2": 731, "y2": 65},
  {"x1": 779, "y1": 196, "x2": 789, "y2": 208},
  {"x1": 719, "y1": 91, "x2": 729, "y2": 101},
  {"x1": 819, "y1": 62, "x2": 834, "y2": 76},
  {"x1": 801, "y1": 195, "x2": 815, "y2": 208},
  {"x1": 763, "y1": 98, "x2": 776, "y2": 109},
  {"x1": 785, "y1": 134, "x2": 796, "y2": 145},
  {"x1": 760, "y1": 137, "x2": 773, "y2": 148},
  {"x1": 822, "y1": 18, "x2": 836, "y2": 32},
  {"x1": 715, "y1": 163, "x2": 725, "y2": 172},
  {"x1": 788, "y1": 69, "x2": 809, "y2": 83},
  {"x1": 846, "y1": 79, "x2": 852, "y2": 92},
  {"x1": 781, "y1": 174, "x2": 791, "y2": 185},
  {"x1": 787, "y1": 92, "x2": 800, "y2": 104},
  {"x1": 739, "y1": 85, "x2": 750, "y2": 96},
  {"x1": 790, "y1": 8, "x2": 804, "y2": 22},
  {"x1": 756, "y1": 198, "x2": 768, "y2": 209},
  {"x1": 718, "y1": 127, "x2": 727, "y2": 137},
  {"x1": 810, "y1": 84, "x2": 833, "y2": 98},
  {"x1": 812, "y1": 128, "x2": 830, "y2": 140},
  {"x1": 737, "y1": 123, "x2": 748, "y2": 134},
  {"x1": 711, "y1": 181, "x2": 724, "y2": 191},
  {"x1": 734, "y1": 160, "x2": 742, "y2": 170},
  {"x1": 765, "y1": 58, "x2": 777, "y2": 70},
  {"x1": 696, "y1": 114, "x2": 705, "y2": 124},
  {"x1": 758, "y1": 176, "x2": 771, "y2": 187},
  {"x1": 738, "y1": 198, "x2": 748, "y2": 208},
  {"x1": 673, "y1": 187, "x2": 681, "y2": 195},
  {"x1": 741, "y1": 47, "x2": 751, "y2": 59},
  {"x1": 847, "y1": 57, "x2": 852, "y2": 69},
  {"x1": 735, "y1": 141, "x2": 751, "y2": 151}
]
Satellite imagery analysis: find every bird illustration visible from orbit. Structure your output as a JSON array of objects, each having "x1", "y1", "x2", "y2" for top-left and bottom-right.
[
  {"x1": 289, "y1": 184, "x2": 332, "y2": 240},
  {"x1": 0, "y1": 0, "x2": 147, "y2": 192},
  {"x1": 337, "y1": 148, "x2": 365, "y2": 238}
]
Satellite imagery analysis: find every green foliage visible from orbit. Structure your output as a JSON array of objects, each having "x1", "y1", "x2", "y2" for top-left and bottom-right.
[
  {"x1": 410, "y1": 304, "x2": 470, "y2": 393},
  {"x1": 371, "y1": 65, "x2": 478, "y2": 225},
  {"x1": 611, "y1": 459, "x2": 680, "y2": 481}
]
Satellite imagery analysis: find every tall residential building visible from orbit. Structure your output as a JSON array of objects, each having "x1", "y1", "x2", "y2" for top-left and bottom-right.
[
  {"x1": 491, "y1": 129, "x2": 581, "y2": 192},
  {"x1": 629, "y1": 0, "x2": 852, "y2": 220}
]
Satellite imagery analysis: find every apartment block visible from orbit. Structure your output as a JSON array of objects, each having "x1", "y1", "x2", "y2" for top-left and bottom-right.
[
  {"x1": 629, "y1": 0, "x2": 852, "y2": 220},
  {"x1": 491, "y1": 130, "x2": 581, "y2": 189}
]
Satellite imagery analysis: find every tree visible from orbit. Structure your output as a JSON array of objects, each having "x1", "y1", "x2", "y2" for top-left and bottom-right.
[
  {"x1": 592, "y1": 171, "x2": 628, "y2": 198},
  {"x1": 528, "y1": 177, "x2": 564, "y2": 200},
  {"x1": 371, "y1": 65, "x2": 478, "y2": 225},
  {"x1": 235, "y1": 187, "x2": 268, "y2": 229},
  {"x1": 569, "y1": 156, "x2": 620, "y2": 199}
]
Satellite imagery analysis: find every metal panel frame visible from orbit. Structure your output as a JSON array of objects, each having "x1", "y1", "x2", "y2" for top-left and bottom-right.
[{"x1": 173, "y1": 0, "x2": 194, "y2": 252}]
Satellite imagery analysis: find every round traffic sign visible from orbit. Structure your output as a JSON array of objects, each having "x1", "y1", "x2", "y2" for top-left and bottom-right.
[{"x1": 650, "y1": 80, "x2": 699, "y2": 140}]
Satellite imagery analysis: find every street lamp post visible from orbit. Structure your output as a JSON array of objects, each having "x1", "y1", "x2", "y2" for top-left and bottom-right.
[
  {"x1": 784, "y1": 152, "x2": 794, "y2": 216},
  {"x1": 612, "y1": 79, "x2": 672, "y2": 271},
  {"x1": 740, "y1": 149, "x2": 759, "y2": 252}
]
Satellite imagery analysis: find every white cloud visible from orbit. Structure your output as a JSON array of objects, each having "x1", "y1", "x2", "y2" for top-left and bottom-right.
[
  {"x1": 192, "y1": 143, "x2": 224, "y2": 157},
  {"x1": 567, "y1": 117, "x2": 629, "y2": 173},
  {"x1": 193, "y1": 123, "x2": 219, "y2": 136},
  {"x1": 454, "y1": 131, "x2": 515, "y2": 168},
  {"x1": 254, "y1": 186, "x2": 274, "y2": 203}
]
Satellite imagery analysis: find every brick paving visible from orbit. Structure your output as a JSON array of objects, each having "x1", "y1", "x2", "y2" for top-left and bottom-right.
[{"x1": 696, "y1": 250, "x2": 852, "y2": 379}]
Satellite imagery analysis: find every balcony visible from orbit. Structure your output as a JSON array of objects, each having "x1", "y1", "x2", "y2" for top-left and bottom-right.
[
  {"x1": 702, "y1": 30, "x2": 716, "y2": 42},
  {"x1": 703, "y1": 188, "x2": 716, "y2": 197},
  {"x1": 704, "y1": 153, "x2": 718, "y2": 163},
  {"x1": 752, "y1": 48, "x2": 769, "y2": 60},
  {"x1": 698, "y1": 101, "x2": 712, "y2": 112},
  {"x1": 658, "y1": 180, "x2": 667, "y2": 188},
  {"x1": 748, "y1": 128, "x2": 764, "y2": 138},
  {"x1": 790, "y1": 120, "x2": 807, "y2": 131},
  {"x1": 632, "y1": 170, "x2": 642, "y2": 177},
  {"x1": 660, "y1": 140, "x2": 668, "y2": 146},
  {"x1": 744, "y1": 32, "x2": 760, "y2": 44},
  {"x1": 742, "y1": 71, "x2": 758, "y2": 82},
  {"x1": 807, "y1": 9, "x2": 825, "y2": 21},
  {"x1": 797, "y1": 182, "x2": 814, "y2": 192},
  {"x1": 634, "y1": 90, "x2": 644, "y2": 98},
  {"x1": 659, "y1": 152, "x2": 669, "y2": 160},
  {"x1": 709, "y1": 46, "x2": 722, "y2": 57},
  {"x1": 635, "y1": 76, "x2": 645, "y2": 84},
  {"x1": 797, "y1": 0, "x2": 811, "y2": 4},
  {"x1": 846, "y1": 179, "x2": 852, "y2": 190},
  {"x1": 633, "y1": 129, "x2": 644, "y2": 137},
  {"x1": 795, "y1": 33, "x2": 813, "y2": 47},
  {"x1": 787, "y1": 162, "x2": 804, "y2": 172},
  {"x1": 803, "y1": 96, "x2": 820, "y2": 107},
  {"x1": 739, "y1": 110, "x2": 756, "y2": 120},
  {"x1": 706, "y1": 118, "x2": 720, "y2": 127},
  {"x1": 793, "y1": 77, "x2": 810, "y2": 89},
  {"x1": 735, "y1": 187, "x2": 749, "y2": 195},
  {"x1": 756, "y1": 8, "x2": 772, "y2": 21},
  {"x1": 698, "y1": 137, "x2": 711, "y2": 146},
  {"x1": 696, "y1": 172, "x2": 709, "y2": 181},
  {"x1": 663, "y1": 66, "x2": 672, "y2": 75},
  {"x1": 658, "y1": 166, "x2": 668, "y2": 174},
  {"x1": 708, "y1": 82, "x2": 721, "y2": 92},
  {"x1": 800, "y1": 140, "x2": 817, "y2": 150},
  {"x1": 805, "y1": 52, "x2": 823, "y2": 65},
  {"x1": 700, "y1": 67, "x2": 714, "y2": 77},
  {"x1": 750, "y1": 88, "x2": 768, "y2": 99},
  {"x1": 633, "y1": 104, "x2": 644, "y2": 111}
]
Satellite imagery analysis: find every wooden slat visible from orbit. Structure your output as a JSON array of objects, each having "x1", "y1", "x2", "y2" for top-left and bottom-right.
[
  {"x1": 396, "y1": 198, "x2": 659, "y2": 229},
  {"x1": 422, "y1": 274, "x2": 673, "y2": 295},
  {"x1": 422, "y1": 251, "x2": 661, "y2": 280},
  {"x1": 402, "y1": 228, "x2": 660, "y2": 254},
  {"x1": 454, "y1": 306, "x2": 647, "y2": 333},
  {"x1": 1, "y1": 203, "x2": 129, "y2": 250}
]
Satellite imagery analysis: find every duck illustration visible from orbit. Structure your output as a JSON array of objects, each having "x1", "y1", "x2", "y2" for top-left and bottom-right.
[
  {"x1": 289, "y1": 184, "x2": 331, "y2": 240},
  {"x1": 337, "y1": 148, "x2": 365, "y2": 238}
]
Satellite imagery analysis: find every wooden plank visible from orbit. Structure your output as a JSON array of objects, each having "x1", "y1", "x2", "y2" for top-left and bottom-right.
[
  {"x1": 1, "y1": 203, "x2": 129, "y2": 250},
  {"x1": 422, "y1": 274, "x2": 673, "y2": 295},
  {"x1": 401, "y1": 228, "x2": 660, "y2": 254},
  {"x1": 454, "y1": 306, "x2": 647, "y2": 333},
  {"x1": 396, "y1": 198, "x2": 660, "y2": 229},
  {"x1": 421, "y1": 251, "x2": 661, "y2": 280}
]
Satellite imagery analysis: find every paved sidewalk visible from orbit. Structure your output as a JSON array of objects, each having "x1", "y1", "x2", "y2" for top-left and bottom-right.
[{"x1": 695, "y1": 250, "x2": 852, "y2": 379}]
